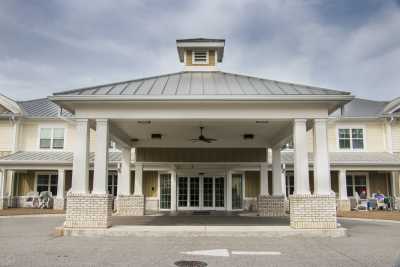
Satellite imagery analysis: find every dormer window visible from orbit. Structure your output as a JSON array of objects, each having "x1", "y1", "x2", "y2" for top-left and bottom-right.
[{"x1": 192, "y1": 50, "x2": 209, "y2": 64}]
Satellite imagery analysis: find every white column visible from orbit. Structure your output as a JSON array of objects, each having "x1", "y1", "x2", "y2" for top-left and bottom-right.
[
  {"x1": 170, "y1": 168, "x2": 177, "y2": 212},
  {"x1": 272, "y1": 147, "x2": 284, "y2": 196},
  {"x1": 338, "y1": 169, "x2": 348, "y2": 200},
  {"x1": 281, "y1": 167, "x2": 287, "y2": 198},
  {"x1": 260, "y1": 148, "x2": 269, "y2": 195},
  {"x1": 391, "y1": 171, "x2": 398, "y2": 197},
  {"x1": 293, "y1": 119, "x2": 310, "y2": 195},
  {"x1": 118, "y1": 146, "x2": 132, "y2": 195},
  {"x1": 57, "y1": 169, "x2": 65, "y2": 198},
  {"x1": 92, "y1": 119, "x2": 110, "y2": 194},
  {"x1": 72, "y1": 119, "x2": 90, "y2": 193},
  {"x1": 134, "y1": 163, "x2": 143, "y2": 196},
  {"x1": 313, "y1": 118, "x2": 331, "y2": 195},
  {"x1": 0, "y1": 169, "x2": 7, "y2": 198},
  {"x1": 226, "y1": 170, "x2": 232, "y2": 211}
]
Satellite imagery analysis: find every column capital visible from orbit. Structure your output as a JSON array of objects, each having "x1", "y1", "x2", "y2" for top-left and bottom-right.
[
  {"x1": 75, "y1": 118, "x2": 89, "y2": 123},
  {"x1": 294, "y1": 118, "x2": 307, "y2": 123},
  {"x1": 313, "y1": 118, "x2": 328, "y2": 123},
  {"x1": 95, "y1": 118, "x2": 109, "y2": 124}
]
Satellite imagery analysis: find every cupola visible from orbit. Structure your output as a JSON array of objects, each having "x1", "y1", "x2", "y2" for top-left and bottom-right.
[{"x1": 176, "y1": 38, "x2": 225, "y2": 71}]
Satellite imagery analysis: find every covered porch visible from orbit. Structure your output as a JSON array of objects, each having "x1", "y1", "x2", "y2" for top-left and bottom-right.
[{"x1": 48, "y1": 85, "x2": 353, "y2": 230}]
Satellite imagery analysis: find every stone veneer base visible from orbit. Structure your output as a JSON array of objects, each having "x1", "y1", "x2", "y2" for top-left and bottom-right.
[
  {"x1": 290, "y1": 194, "x2": 337, "y2": 229},
  {"x1": 336, "y1": 199, "x2": 351, "y2": 212},
  {"x1": 116, "y1": 195, "x2": 145, "y2": 216},
  {"x1": 395, "y1": 197, "x2": 400, "y2": 210},
  {"x1": 0, "y1": 197, "x2": 8, "y2": 209},
  {"x1": 53, "y1": 198, "x2": 66, "y2": 210},
  {"x1": 64, "y1": 193, "x2": 113, "y2": 228},
  {"x1": 257, "y1": 195, "x2": 287, "y2": 216}
]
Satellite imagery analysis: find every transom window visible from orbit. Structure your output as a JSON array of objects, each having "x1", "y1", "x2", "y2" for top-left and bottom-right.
[
  {"x1": 192, "y1": 50, "x2": 208, "y2": 64},
  {"x1": 40, "y1": 128, "x2": 65, "y2": 149},
  {"x1": 338, "y1": 128, "x2": 364, "y2": 150},
  {"x1": 36, "y1": 173, "x2": 58, "y2": 196}
]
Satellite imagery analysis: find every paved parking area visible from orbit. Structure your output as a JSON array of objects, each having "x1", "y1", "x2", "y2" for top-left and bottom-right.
[{"x1": 1, "y1": 216, "x2": 400, "y2": 267}]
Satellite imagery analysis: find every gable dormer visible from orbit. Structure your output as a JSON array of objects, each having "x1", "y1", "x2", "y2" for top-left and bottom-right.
[{"x1": 176, "y1": 38, "x2": 225, "y2": 71}]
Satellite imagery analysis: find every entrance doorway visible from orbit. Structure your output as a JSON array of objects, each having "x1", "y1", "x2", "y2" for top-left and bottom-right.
[{"x1": 177, "y1": 175, "x2": 225, "y2": 210}]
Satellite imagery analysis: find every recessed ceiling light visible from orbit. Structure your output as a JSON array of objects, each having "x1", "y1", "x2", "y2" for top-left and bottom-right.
[
  {"x1": 243, "y1": 134, "x2": 254, "y2": 140},
  {"x1": 138, "y1": 120, "x2": 151, "y2": 124},
  {"x1": 256, "y1": 120, "x2": 269, "y2": 124},
  {"x1": 151, "y1": 133, "x2": 162, "y2": 139}
]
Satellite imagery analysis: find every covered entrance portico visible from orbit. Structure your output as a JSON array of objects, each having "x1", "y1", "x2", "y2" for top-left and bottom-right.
[{"x1": 51, "y1": 85, "x2": 353, "y2": 230}]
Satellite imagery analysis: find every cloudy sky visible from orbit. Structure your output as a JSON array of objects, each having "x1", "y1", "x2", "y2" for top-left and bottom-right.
[{"x1": 1, "y1": 0, "x2": 400, "y2": 101}]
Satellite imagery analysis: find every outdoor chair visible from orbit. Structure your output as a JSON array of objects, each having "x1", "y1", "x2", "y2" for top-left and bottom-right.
[
  {"x1": 372, "y1": 193, "x2": 388, "y2": 210},
  {"x1": 23, "y1": 192, "x2": 39, "y2": 208},
  {"x1": 38, "y1": 191, "x2": 53, "y2": 209},
  {"x1": 354, "y1": 192, "x2": 368, "y2": 211}
]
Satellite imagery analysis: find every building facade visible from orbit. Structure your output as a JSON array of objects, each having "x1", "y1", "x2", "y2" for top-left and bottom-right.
[{"x1": 0, "y1": 39, "x2": 399, "y2": 229}]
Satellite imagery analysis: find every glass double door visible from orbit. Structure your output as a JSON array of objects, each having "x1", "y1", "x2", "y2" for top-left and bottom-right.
[{"x1": 178, "y1": 176, "x2": 225, "y2": 210}]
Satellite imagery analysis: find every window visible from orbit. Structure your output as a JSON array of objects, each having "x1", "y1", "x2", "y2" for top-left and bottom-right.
[
  {"x1": 338, "y1": 128, "x2": 364, "y2": 150},
  {"x1": 39, "y1": 128, "x2": 65, "y2": 149},
  {"x1": 192, "y1": 50, "x2": 208, "y2": 64},
  {"x1": 36, "y1": 174, "x2": 58, "y2": 196},
  {"x1": 286, "y1": 172, "x2": 294, "y2": 196},
  {"x1": 346, "y1": 174, "x2": 368, "y2": 197},
  {"x1": 107, "y1": 173, "x2": 118, "y2": 196}
]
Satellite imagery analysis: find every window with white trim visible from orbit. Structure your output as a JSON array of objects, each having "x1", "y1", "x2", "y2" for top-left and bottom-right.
[
  {"x1": 286, "y1": 172, "x2": 294, "y2": 196},
  {"x1": 36, "y1": 173, "x2": 58, "y2": 196},
  {"x1": 338, "y1": 128, "x2": 364, "y2": 150},
  {"x1": 40, "y1": 128, "x2": 65, "y2": 149},
  {"x1": 346, "y1": 174, "x2": 367, "y2": 197},
  {"x1": 192, "y1": 50, "x2": 208, "y2": 64}
]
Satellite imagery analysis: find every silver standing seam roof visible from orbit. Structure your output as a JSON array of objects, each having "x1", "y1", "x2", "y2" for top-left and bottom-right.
[
  {"x1": 53, "y1": 71, "x2": 351, "y2": 97},
  {"x1": 1, "y1": 151, "x2": 399, "y2": 167},
  {"x1": 17, "y1": 98, "x2": 71, "y2": 118}
]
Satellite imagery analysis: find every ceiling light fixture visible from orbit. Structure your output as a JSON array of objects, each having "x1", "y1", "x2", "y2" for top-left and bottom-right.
[
  {"x1": 151, "y1": 133, "x2": 162, "y2": 139},
  {"x1": 243, "y1": 134, "x2": 254, "y2": 140},
  {"x1": 256, "y1": 120, "x2": 269, "y2": 124},
  {"x1": 138, "y1": 120, "x2": 151, "y2": 124}
]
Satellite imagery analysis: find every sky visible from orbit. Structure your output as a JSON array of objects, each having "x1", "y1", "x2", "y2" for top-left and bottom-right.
[{"x1": 0, "y1": 0, "x2": 400, "y2": 101}]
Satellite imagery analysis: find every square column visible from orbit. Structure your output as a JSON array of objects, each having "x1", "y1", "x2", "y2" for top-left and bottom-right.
[
  {"x1": 93, "y1": 119, "x2": 110, "y2": 194},
  {"x1": 258, "y1": 147, "x2": 286, "y2": 216},
  {"x1": 293, "y1": 119, "x2": 310, "y2": 195},
  {"x1": 259, "y1": 148, "x2": 269, "y2": 195},
  {"x1": 134, "y1": 163, "x2": 143, "y2": 196},
  {"x1": 170, "y1": 168, "x2": 177, "y2": 212},
  {"x1": 337, "y1": 169, "x2": 350, "y2": 211},
  {"x1": 226, "y1": 170, "x2": 233, "y2": 211},
  {"x1": 290, "y1": 118, "x2": 336, "y2": 229},
  {"x1": 65, "y1": 118, "x2": 112, "y2": 229},
  {"x1": 0, "y1": 169, "x2": 8, "y2": 209},
  {"x1": 116, "y1": 147, "x2": 144, "y2": 216},
  {"x1": 54, "y1": 169, "x2": 66, "y2": 210}
]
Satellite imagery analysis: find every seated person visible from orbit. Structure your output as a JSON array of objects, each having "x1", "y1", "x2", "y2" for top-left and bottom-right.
[{"x1": 374, "y1": 191, "x2": 385, "y2": 201}]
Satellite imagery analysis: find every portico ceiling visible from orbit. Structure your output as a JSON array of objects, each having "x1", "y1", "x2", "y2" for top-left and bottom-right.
[{"x1": 110, "y1": 119, "x2": 292, "y2": 148}]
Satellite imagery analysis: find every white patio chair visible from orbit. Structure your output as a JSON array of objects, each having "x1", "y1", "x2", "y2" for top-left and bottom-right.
[
  {"x1": 354, "y1": 191, "x2": 368, "y2": 211},
  {"x1": 23, "y1": 192, "x2": 39, "y2": 208}
]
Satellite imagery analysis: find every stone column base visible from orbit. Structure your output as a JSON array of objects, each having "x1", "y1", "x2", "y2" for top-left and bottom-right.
[
  {"x1": 64, "y1": 193, "x2": 112, "y2": 228},
  {"x1": 394, "y1": 197, "x2": 400, "y2": 210},
  {"x1": 290, "y1": 194, "x2": 337, "y2": 229},
  {"x1": 116, "y1": 195, "x2": 144, "y2": 216},
  {"x1": 257, "y1": 195, "x2": 286, "y2": 216},
  {"x1": 53, "y1": 198, "x2": 66, "y2": 210},
  {"x1": 0, "y1": 197, "x2": 8, "y2": 209},
  {"x1": 336, "y1": 199, "x2": 351, "y2": 212}
]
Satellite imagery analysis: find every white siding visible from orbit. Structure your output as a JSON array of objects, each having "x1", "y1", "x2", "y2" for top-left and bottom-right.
[{"x1": 393, "y1": 122, "x2": 400, "y2": 153}]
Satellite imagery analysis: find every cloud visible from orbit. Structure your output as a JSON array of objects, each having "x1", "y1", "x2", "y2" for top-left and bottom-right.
[{"x1": 0, "y1": 0, "x2": 399, "y2": 100}]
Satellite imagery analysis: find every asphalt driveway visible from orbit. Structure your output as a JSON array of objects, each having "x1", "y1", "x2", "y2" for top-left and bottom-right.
[{"x1": 1, "y1": 216, "x2": 400, "y2": 267}]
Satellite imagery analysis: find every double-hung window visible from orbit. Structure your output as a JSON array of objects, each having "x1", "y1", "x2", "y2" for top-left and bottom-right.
[
  {"x1": 338, "y1": 128, "x2": 364, "y2": 150},
  {"x1": 36, "y1": 173, "x2": 58, "y2": 196},
  {"x1": 192, "y1": 50, "x2": 208, "y2": 64},
  {"x1": 39, "y1": 128, "x2": 65, "y2": 149}
]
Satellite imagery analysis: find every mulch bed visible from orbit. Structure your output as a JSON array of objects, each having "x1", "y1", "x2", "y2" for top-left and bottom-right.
[
  {"x1": 337, "y1": 211, "x2": 400, "y2": 221},
  {"x1": 0, "y1": 208, "x2": 65, "y2": 216}
]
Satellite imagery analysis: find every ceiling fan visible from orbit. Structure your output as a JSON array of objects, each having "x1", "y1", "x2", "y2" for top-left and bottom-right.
[{"x1": 190, "y1": 127, "x2": 217, "y2": 143}]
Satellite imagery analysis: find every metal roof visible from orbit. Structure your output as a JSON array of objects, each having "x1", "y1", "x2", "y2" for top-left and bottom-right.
[
  {"x1": 1, "y1": 151, "x2": 399, "y2": 167},
  {"x1": 176, "y1": 38, "x2": 225, "y2": 43},
  {"x1": 0, "y1": 151, "x2": 121, "y2": 163},
  {"x1": 281, "y1": 151, "x2": 400, "y2": 166},
  {"x1": 339, "y1": 98, "x2": 388, "y2": 118},
  {"x1": 53, "y1": 71, "x2": 351, "y2": 97},
  {"x1": 17, "y1": 98, "x2": 71, "y2": 118}
]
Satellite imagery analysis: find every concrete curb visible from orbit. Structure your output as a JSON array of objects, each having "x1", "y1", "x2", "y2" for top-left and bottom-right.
[
  {"x1": 0, "y1": 214, "x2": 65, "y2": 219},
  {"x1": 338, "y1": 217, "x2": 400, "y2": 224},
  {"x1": 62, "y1": 225, "x2": 347, "y2": 238}
]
